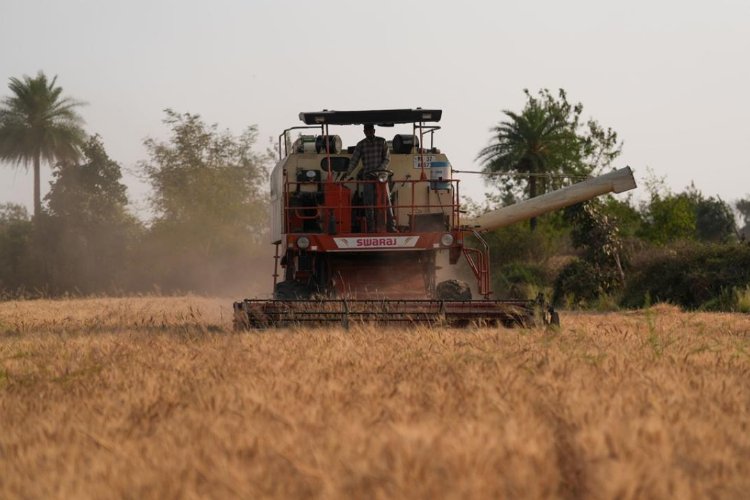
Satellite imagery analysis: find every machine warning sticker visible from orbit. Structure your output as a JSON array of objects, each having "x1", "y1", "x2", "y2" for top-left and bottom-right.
[
  {"x1": 413, "y1": 156, "x2": 434, "y2": 169},
  {"x1": 333, "y1": 236, "x2": 420, "y2": 249}
]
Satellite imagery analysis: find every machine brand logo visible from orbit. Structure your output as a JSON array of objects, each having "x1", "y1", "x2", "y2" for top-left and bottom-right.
[{"x1": 333, "y1": 236, "x2": 420, "y2": 249}]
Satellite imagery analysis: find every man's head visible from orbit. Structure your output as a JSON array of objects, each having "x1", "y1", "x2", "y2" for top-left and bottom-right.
[{"x1": 363, "y1": 123, "x2": 375, "y2": 137}]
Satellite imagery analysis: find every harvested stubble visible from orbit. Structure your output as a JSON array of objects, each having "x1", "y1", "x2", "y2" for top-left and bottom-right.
[{"x1": 1, "y1": 298, "x2": 749, "y2": 499}]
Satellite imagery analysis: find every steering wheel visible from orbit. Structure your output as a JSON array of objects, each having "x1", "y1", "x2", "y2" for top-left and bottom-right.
[{"x1": 365, "y1": 169, "x2": 394, "y2": 181}]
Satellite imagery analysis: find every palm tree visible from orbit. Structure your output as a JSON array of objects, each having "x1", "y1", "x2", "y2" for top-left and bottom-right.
[
  {"x1": 477, "y1": 92, "x2": 581, "y2": 231},
  {"x1": 0, "y1": 72, "x2": 86, "y2": 218}
]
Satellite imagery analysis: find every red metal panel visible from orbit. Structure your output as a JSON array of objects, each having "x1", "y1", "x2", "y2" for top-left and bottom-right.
[
  {"x1": 322, "y1": 183, "x2": 352, "y2": 233},
  {"x1": 289, "y1": 233, "x2": 453, "y2": 252}
]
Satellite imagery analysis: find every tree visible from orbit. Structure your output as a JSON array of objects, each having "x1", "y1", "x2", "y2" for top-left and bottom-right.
[
  {"x1": 138, "y1": 110, "x2": 270, "y2": 292},
  {"x1": 46, "y1": 135, "x2": 129, "y2": 220},
  {"x1": 695, "y1": 196, "x2": 736, "y2": 243},
  {"x1": 736, "y1": 197, "x2": 750, "y2": 240},
  {"x1": 552, "y1": 200, "x2": 629, "y2": 306},
  {"x1": 0, "y1": 203, "x2": 34, "y2": 292},
  {"x1": 600, "y1": 196, "x2": 643, "y2": 239},
  {"x1": 0, "y1": 72, "x2": 86, "y2": 218},
  {"x1": 43, "y1": 135, "x2": 140, "y2": 293},
  {"x1": 477, "y1": 89, "x2": 621, "y2": 230},
  {"x1": 639, "y1": 193, "x2": 697, "y2": 244},
  {"x1": 638, "y1": 181, "x2": 736, "y2": 244}
]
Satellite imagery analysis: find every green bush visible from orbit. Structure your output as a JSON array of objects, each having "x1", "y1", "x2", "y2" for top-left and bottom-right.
[
  {"x1": 620, "y1": 243, "x2": 750, "y2": 310},
  {"x1": 479, "y1": 217, "x2": 571, "y2": 299},
  {"x1": 700, "y1": 286, "x2": 750, "y2": 313},
  {"x1": 552, "y1": 259, "x2": 602, "y2": 307},
  {"x1": 484, "y1": 217, "x2": 570, "y2": 265},
  {"x1": 493, "y1": 262, "x2": 551, "y2": 300},
  {"x1": 0, "y1": 204, "x2": 35, "y2": 293}
]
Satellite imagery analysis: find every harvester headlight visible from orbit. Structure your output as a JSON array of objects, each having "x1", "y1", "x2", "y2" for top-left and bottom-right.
[
  {"x1": 376, "y1": 171, "x2": 389, "y2": 183},
  {"x1": 297, "y1": 236, "x2": 310, "y2": 249},
  {"x1": 440, "y1": 233, "x2": 454, "y2": 247}
]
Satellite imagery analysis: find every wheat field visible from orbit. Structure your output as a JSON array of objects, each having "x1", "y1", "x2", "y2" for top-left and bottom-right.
[{"x1": 1, "y1": 297, "x2": 749, "y2": 499}]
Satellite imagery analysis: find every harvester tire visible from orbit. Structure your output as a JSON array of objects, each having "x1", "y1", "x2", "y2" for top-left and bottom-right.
[
  {"x1": 436, "y1": 279, "x2": 472, "y2": 301},
  {"x1": 274, "y1": 280, "x2": 312, "y2": 300}
]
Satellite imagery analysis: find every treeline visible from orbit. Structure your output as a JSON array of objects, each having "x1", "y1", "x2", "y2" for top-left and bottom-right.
[
  {"x1": 2, "y1": 75, "x2": 749, "y2": 309},
  {"x1": 481, "y1": 185, "x2": 750, "y2": 312},
  {"x1": 0, "y1": 111, "x2": 270, "y2": 297},
  {"x1": 474, "y1": 88, "x2": 750, "y2": 312}
]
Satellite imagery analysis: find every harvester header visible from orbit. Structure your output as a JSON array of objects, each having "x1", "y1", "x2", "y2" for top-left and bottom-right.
[{"x1": 233, "y1": 108, "x2": 637, "y2": 329}]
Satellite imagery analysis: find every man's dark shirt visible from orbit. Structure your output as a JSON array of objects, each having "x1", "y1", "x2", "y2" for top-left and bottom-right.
[{"x1": 347, "y1": 136, "x2": 390, "y2": 176}]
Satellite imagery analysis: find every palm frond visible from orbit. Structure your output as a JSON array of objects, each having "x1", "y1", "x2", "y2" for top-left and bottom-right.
[{"x1": 0, "y1": 71, "x2": 87, "y2": 215}]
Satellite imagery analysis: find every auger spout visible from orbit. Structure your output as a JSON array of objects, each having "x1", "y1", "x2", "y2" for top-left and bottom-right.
[{"x1": 465, "y1": 167, "x2": 637, "y2": 232}]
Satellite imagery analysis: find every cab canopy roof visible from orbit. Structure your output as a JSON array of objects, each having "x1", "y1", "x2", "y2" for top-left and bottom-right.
[{"x1": 299, "y1": 109, "x2": 442, "y2": 126}]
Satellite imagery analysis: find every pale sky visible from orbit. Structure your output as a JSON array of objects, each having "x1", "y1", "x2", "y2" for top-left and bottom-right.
[{"x1": 1, "y1": 0, "x2": 749, "y2": 218}]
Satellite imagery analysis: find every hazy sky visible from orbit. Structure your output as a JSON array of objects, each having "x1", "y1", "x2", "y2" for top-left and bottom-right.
[{"x1": 1, "y1": 0, "x2": 748, "y2": 217}]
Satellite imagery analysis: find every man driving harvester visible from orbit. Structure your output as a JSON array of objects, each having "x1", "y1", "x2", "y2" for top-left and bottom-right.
[{"x1": 345, "y1": 123, "x2": 397, "y2": 232}]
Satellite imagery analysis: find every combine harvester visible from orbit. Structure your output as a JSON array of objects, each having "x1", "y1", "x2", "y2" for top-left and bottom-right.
[{"x1": 233, "y1": 109, "x2": 636, "y2": 329}]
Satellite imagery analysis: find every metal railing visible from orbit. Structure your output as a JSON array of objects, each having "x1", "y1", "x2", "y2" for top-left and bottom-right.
[{"x1": 282, "y1": 177, "x2": 461, "y2": 234}]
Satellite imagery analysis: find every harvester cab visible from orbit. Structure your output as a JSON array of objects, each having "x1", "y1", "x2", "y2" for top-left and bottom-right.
[{"x1": 233, "y1": 109, "x2": 637, "y2": 329}]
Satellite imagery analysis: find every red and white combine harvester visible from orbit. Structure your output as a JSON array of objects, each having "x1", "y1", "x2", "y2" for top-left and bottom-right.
[{"x1": 233, "y1": 109, "x2": 636, "y2": 328}]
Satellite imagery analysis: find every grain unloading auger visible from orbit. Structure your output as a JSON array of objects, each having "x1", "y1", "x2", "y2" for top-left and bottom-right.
[{"x1": 233, "y1": 109, "x2": 637, "y2": 329}]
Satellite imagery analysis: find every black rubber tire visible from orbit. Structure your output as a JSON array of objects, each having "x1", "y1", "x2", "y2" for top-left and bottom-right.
[
  {"x1": 273, "y1": 280, "x2": 312, "y2": 300},
  {"x1": 436, "y1": 279, "x2": 472, "y2": 301}
]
